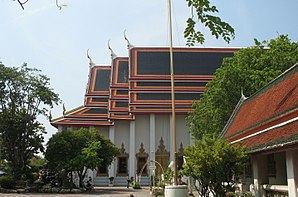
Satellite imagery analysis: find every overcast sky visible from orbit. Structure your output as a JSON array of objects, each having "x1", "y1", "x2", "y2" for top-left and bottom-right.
[{"x1": 1, "y1": 0, "x2": 298, "y2": 143}]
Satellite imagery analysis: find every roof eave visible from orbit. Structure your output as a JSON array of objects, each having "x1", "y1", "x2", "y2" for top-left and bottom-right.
[{"x1": 219, "y1": 94, "x2": 247, "y2": 138}]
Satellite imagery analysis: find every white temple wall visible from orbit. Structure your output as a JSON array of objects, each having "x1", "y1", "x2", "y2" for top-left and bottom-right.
[
  {"x1": 176, "y1": 114, "x2": 190, "y2": 148},
  {"x1": 90, "y1": 113, "x2": 193, "y2": 185},
  {"x1": 113, "y1": 120, "x2": 130, "y2": 178},
  {"x1": 155, "y1": 114, "x2": 171, "y2": 151},
  {"x1": 135, "y1": 114, "x2": 150, "y2": 154},
  {"x1": 114, "y1": 120, "x2": 130, "y2": 149},
  {"x1": 94, "y1": 126, "x2": 109, "y2": 138}
]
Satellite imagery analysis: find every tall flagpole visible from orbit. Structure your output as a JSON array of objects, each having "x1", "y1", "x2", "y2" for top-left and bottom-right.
[{"x1": 168, "y1": 0, "x2": 178, "y2": 186}]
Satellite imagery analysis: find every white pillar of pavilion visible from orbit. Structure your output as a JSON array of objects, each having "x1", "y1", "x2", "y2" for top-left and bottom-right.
[
  {"x1": 252, "y1": 155, "x2": 267, "y2": 197},
  {"x1": 286, "y1": 150, "x2": 298, "y2": 197}
]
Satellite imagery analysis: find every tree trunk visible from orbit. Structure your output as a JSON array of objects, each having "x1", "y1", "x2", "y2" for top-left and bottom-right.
[
  {"x1": 70, "y1": 172, "x2": 73, "y2": 189},
  {"x1": 77, "y1": 171, "x2": 84, "y2": 188}
]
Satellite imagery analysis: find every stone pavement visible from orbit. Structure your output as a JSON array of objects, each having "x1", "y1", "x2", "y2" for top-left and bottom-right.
[{"x1": 0, "y1": 187, "x2": 152, "y2": 197}]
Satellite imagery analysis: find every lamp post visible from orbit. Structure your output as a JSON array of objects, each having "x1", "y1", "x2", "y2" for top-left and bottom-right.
[
  {"x1": 167, "y1": 0, "x2": 178, "y2": 187},
  {"x1": 164, "y1": 1, "x2": 188, "y2": 196}
]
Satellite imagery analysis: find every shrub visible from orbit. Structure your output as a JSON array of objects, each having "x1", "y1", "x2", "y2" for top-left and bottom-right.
[
  {"x1": 41, "y1": 183, "x2": 55, "y2": 193},
  {"x1": 226, "y1": 192, "x2": 237, "y2": 197},
  {"x1": 240, "y1": 192, "x2": 255, "y2": 197},
  {"x1": 132, "y1": 181, "x2": 141, "y2": 189},
  {"x1": 0, "y1": 176, "x2": 16, "y2": 189},
  {"x1": 156, "y1": 181, "x2": 165, "y2": 188}
]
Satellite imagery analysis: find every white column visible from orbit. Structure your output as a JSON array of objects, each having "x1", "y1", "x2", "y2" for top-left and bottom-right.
[
  {"x1": 169, "y1": 114, "x2": 174, "y2": 162},
  {"x1": 149, "y1": 114, "x2": 156, "y2": 177},
  {"x1": 129, "y1": 121, "x2": 136, "y2": 178},
  {"x1": 252, "y1": 158, "x2": 260, "y2": 197},
  {"x1": 286, "y1": 150, "x2": 297, "y2": 197},
  {"x1": 108, "y1": 126, "x2": 115, "y2": 178},
  {"x1": 252, "y1": 155, "x2": 267, "y2": 197}
]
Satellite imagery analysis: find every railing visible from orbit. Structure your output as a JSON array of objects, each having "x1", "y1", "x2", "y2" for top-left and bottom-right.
[
  {"x1": 265, "y1": 190, "x2": 288, "y2": 197},
  {"x1": 262, "y1": 184, "x2": 288, "y2": 197}
]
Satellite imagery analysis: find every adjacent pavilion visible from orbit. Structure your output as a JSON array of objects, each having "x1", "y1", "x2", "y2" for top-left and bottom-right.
[{"x1": 220, "y1": 63, "x2": 298, "y2": 196}]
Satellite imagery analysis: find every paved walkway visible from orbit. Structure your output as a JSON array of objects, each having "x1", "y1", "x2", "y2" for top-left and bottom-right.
[{"x1": 0, "y1": 187, "x2": 152, "y2": 197}]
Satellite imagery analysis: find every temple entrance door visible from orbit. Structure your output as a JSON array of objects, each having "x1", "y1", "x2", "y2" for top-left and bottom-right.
[
  {"x1": 155, "y1": 137, "x2": 170, "y2": 178},
  {"x1": 97, "y1": 165, "x2": 108, "y2": 177},
  {"x1": 136, "y1": 143, "x2": 149, "y2": 176}
]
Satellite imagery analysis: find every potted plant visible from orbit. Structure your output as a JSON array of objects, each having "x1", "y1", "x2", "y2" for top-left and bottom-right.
[
  {"x1": 132, "y1": 181, "x2": 141, "y2": 189},
  {"x1": 108, "y1": 177, "x2": 114, "y2": 186}
]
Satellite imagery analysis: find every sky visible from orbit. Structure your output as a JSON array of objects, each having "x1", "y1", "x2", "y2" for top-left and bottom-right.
[{"x1": 0, "y1": 0, "x2": 298, "y2": 143}]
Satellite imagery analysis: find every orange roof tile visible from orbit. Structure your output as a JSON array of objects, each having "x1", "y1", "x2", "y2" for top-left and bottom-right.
[{"x1": 222, "y1": 64, "x2": 298, "y2": 151}]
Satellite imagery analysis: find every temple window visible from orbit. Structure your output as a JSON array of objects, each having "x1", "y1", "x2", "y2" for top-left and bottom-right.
[
  {"x1": 245, "y1": 157, "x2": 253, "y2": 178},
  {"x1": 117, "y1": 143, "x2": 129, "y2": 176}
]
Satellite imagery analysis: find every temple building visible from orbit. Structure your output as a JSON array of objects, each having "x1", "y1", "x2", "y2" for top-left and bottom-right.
[
  {"x1": 220, "y1": 63, "x2": 298, "y2": 196},
  {"x1": 51, "y1": 45, "x2": 239, "y2": 186}
]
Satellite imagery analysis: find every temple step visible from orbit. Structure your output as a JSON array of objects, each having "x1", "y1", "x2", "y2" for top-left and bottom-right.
[
  {"x1": 93, "y1": 176, "x2": 151, "y2": 186},
  {"x1": 93, "y1": 177, "x2": 109, "y2": 186}
]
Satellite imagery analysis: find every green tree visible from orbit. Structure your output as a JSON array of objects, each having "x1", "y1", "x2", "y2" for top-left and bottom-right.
[
  {"x1": 0, "y1": 63, "x2": 59, "y2": 182},
  {"x1": 187, "y1": 35, "x2": 298, "y2": 139},
  {"x1": 184, "y1": 0, "x2": 235, "y2": 46},
  {"x1": 28, "y1": 156, "x2": 47, "y2": 182},
  {"x1": 181, "y1": 136, "x2": 247, "y2": 197},
  {"x1": 45, "y1": 128, "x2": 120, "y2": 187}
]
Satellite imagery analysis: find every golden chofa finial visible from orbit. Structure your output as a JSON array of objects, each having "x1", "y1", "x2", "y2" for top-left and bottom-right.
[
  {"x1": 241, "y1": 87, "x2": 247, "y2": 100},
  {"x1": 87, "y1": 49, "x2": 95, "y2": 67},
  {"x1": 108, "y1": 40, "x2": 117, "y2": 59},
  {"x1": 124, "y1": 30, "x2": 134, "y2": 49},
  {"x1": 63, "y1": 103, "x2": 66, "y2": 115}
]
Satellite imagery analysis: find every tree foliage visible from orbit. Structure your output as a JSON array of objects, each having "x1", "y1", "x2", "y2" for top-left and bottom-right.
[
  {"x1": 0, "y1": 63, "x2": 59, "y2": 182},
  {"x1": 184, "y1": 0, "x2": 235, "y2": 46},
  {"x1": 181, "y1": 136, "x2": 247, "y2": 196},
  {"x1": 45, "y1": 128, "x2": 120, "y2": 187},
  {"x1": 187, "y1": 35, "x2": 298, "y2": 139}
]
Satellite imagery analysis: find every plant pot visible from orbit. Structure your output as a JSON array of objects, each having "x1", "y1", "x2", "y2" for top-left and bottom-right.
[{"x1": 165, "y1": 185, "x2": 188, "y2": 197}]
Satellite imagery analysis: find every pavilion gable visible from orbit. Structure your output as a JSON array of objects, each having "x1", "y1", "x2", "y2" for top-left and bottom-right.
[{"x1": 221, "y1": 63, "x2": 298, "y2": 153}]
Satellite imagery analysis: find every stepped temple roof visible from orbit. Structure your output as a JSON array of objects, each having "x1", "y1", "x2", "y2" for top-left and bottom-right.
[{"x1": 51, "y1": 47, "x2": 239, "y2": 127}]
